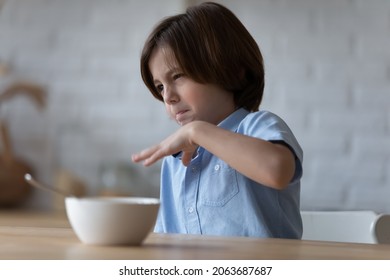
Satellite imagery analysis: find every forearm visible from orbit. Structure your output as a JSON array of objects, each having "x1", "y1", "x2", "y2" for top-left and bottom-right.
[{"x1": 188, "y1": 121, "x2": 295, "y2": 190}]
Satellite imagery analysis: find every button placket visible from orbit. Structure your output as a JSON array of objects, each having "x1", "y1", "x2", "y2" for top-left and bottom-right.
[
  {"x1": 187, "y1": 165, "x2": 197, "y2": 215},
  {"x1": 184, "y1": 159, "x2": 202, "y2": 234}
]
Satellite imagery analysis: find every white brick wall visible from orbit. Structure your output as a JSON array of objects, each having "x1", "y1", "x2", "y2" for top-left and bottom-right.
[
  {"x1": 213, "y1": 0, "x2": 390, "y2": 212},
  {"x1": 1, "y1": 0, "x2": 389, "y2": 212}
]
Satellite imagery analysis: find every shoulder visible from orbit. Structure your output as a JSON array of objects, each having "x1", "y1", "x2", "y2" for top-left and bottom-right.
[
  {"x1": 238, "y1": 110, "x2": 303, "y2": 164},
  {"x1": 237, "y1": 110, "x2": 289, "y2": 134},
  {"x1": 245, "y1": 110, "x2": 284, "y2": 122}
]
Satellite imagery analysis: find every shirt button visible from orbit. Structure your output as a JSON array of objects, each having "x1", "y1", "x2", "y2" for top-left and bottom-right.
[
  {"x1": 188, "y1": 207, "x2": 194, "y2": 213},
  {"x1": 214, "y1": 164, "x2": 220, "y2": 171}
]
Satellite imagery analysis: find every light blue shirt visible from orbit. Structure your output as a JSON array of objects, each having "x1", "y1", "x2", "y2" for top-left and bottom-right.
[{"x1": 154, "y1": 108, "x2": 303, "y2": 239}]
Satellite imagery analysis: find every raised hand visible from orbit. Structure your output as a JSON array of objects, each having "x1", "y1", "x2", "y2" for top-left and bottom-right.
[{"x1": 132, "y1": 122, "x2": 199, "y2": 166}]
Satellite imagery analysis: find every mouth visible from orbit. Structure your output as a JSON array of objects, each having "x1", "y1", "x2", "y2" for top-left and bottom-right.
[
  {"x1": 175, "y1": 110, "x2": 190, "y2": 124},
  {"x1": 176, "y1": 110, "x2": 188, "y2": 117}
]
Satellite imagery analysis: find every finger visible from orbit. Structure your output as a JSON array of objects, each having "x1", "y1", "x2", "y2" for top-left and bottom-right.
[
  {"x1": 131, "y1": 146, "x2": 159, "y2": 163},
  {"x1": 131, "y1": 153, "x2": 142, "y2": 162},
  {"x1": 133, "y1": 146, "x2": 168, "y2": 166},
  {"x1": 143, "y1": 146, "x2": 173, "y2": 166}
]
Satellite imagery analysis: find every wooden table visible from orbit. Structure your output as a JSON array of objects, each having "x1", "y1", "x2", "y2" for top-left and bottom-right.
[{"x1": 1, "y1": 210, "x2": 390, "y2": 260}]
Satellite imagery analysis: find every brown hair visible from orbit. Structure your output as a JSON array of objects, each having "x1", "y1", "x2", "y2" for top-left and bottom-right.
[{"x1": 140, "y1": 2, "x2": 265, "y2": 112}]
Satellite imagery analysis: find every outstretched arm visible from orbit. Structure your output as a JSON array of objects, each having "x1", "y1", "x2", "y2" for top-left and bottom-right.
[{"x1": 132, "y1": 120, "x2": 295, "y2": 190}]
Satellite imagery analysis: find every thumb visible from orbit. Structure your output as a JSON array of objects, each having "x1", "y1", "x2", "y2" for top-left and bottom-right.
[{"x1": 181, "y1": 151, "x2": 193, "y2": 166}]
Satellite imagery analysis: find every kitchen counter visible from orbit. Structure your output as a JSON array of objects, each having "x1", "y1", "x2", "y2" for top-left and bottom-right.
[{"x1": 1, "y1": 210, "x2": 390, "y2": 260}]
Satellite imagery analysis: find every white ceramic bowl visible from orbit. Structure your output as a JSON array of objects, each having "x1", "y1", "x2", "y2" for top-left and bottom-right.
[{"x1": 65, "y1": 197, "x2": 160, "y2": 246}]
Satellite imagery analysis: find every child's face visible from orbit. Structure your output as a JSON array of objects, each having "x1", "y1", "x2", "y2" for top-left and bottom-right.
[{"x1": 149, "y1": 47, "x2": 236, "y2": 126}]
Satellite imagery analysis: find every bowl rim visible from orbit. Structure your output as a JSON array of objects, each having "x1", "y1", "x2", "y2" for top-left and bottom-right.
[{"x1": 65, "y1": 196, "x2": 160, "y2": 205}]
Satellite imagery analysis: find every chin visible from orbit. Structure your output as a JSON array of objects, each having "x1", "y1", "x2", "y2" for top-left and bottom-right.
[
  {"x1": 177, "y1": 119, "x2": 194, "y2": 126},
  {"x1": 177, "y1": 120, "x2": 188, "y2": 126}
]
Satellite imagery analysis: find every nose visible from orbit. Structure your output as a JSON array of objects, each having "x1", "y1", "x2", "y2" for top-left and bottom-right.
[{"x1": 163, "y1": 86, "x2": 179, "y2": 105}]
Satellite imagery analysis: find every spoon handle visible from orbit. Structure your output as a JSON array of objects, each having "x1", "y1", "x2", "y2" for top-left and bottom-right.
[{"x1": 24, "y1": 173, "x2": 73, "y2": 197}]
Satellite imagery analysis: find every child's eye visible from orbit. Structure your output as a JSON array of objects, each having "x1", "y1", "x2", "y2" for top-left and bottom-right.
[
  {"x1": 156, "y1": 84, "x2": 164, "y2": 94},
  {"x1": 173, "y1": 73, "x2": 184, "y2": 80}
]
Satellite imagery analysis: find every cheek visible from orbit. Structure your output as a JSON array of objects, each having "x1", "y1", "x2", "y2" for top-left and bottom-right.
[
  {"x1": 182, "y1": 87, "x2": 202, "y2": 106},
  {"x1": 164, "y1": 104, "x2": 175, "y2": 119}
]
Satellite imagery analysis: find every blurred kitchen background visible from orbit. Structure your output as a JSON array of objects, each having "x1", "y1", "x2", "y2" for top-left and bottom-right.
[{"x1": 0, "y1": 0, "x2": 389, "y2": 212}]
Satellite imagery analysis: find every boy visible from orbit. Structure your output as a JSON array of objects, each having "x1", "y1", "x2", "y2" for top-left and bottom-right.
[{"x1": 132, "y1": 2, "x2": 303, "y2": 238}]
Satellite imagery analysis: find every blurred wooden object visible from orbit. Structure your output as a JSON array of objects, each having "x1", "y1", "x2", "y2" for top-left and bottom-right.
[
  {"x1": 0, "y1": 209, "x2": 69, "y2": 228},
  {"x1": 0, "y1": 121, "x2": 32, "y2": 206},
  {"x1": 0, "y1": 81, "x2": 46, "y2": 207},
  {"x1": 0, "y1": 63, "x2": 9, "y2": 76},
  {"x1": 0, "y1": 81, "x2": 46, "y2": 109}
]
